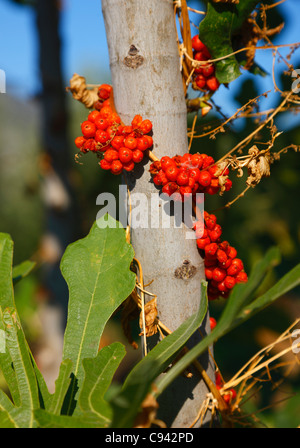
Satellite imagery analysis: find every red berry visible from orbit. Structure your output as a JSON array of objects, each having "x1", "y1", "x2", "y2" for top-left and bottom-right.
[
  {"x1": 206, "y1": 76, "x2": 220, "y2": 92},
  {"x1": 81, "y1": 121, "x2": 96, "y2": 138},
  {"x1": 224, "y1": 276, "x2": 236, "y2": 289},
  {"x1": 165, "y1": 165, "x2": 179, "y2": 182},
  {"x1": 132, "y1": 149, "x2": 144, "y2": 164},
  {"x1": 124, "y1": 136, "x2": 138, "y2": 150},
  {"x1": 98, "y1": 84, "x2": 112, "y2": 100},
  {"x1": 219, "y1": 241, "x2": 229, "y2": 251},
  {"x1": 131, "y1": 114, "x2": 143, "y2": 128},
  {"x1": 209, "y1": 317, "x2": 217, "y2": 331},
  {"x1": 110, "y1": 160, "x2": 123, "y2": 175},
  {"x1": 121, "y1": 125, "x2": 133, "y2": 135},
  {"x1": 153, "y1": 174, "x2": 162, "y2": 186},
  {"x1": 189, "y1": 168, "x2": 201, "y2": 182},
  {"x1": 204, "y1": 213, "x2": 217, "y2": 230},
  {"x1": 157, "y1": 170, "x2": 168, "y2": 185},
  {"x1": 202, "y1": 64, "x2": 215, "y2": 78},
  {"x1": 107, "y1": 112, "x2": 121, "y2": 126},
  {"x1": 202, "y1": 156, "x2": 215, "y2": 169},
  {"x1": 215, "y1": 372, "x2": 223, "y2": 386},
  {"x1": 136, "y1": 136, "x2": 149, "y2": 151},
  {"x1": 139, "y1": 119, "x2": 152, "y2": 134},
  {"x1": 74, "y1": 136, "x2": 86, "y2": 149},
  {"x1": 212, "y1": 267, "x2": 226, "y2": 283},
  {"x1": 99, "y1": 159, "x2": 112, "y2": 170},
  {"x1": 111, "y1": 135, "x2": 124, "y2": 150},
  {"x1": 83, "y1": 138, "x2": 97, "y2": 153},
  {"x1": 216, "y1": 249, "x2": 228, "y2": 265},
  {"x1": 195, "y1": 74, "x2": 206, "y2": 89},
  {"x1": 88, "y1": 110, "x2": 100, "y2": 123},
  {"x1": 123, "y1": 161, "x2": 135, "y2": 172},
  {"x1": 104, "y1": 149, "x2": 119, "y2": 163},
  {"x1": 198, "y1": 170, "x2": 212, "y2": 187},
  {"x1": 223, "y1": 388, "x2": 237, "y2": 404},
  {"x1": 191, "y1": 154, "x2": 203, "y2": 169},
  {"x1": 99, "y1": 106, "x2": 112, "y2": 119},
  {"x1": 225, "y1": 178, "x2": 233, "y2": 191},
  {"x1": 176, "y1": 171, "x2": 189, "y2": 186},
  {"x1": 227, "y1": 246, "x2": 238, "y2": 259},
  {"x1": 205, "y1": 267, "x2": 215, "y2": 280},
  {"x1": 95, "y1": 116, "x2": 109, "y2": 130},
  {"x1": 98, "y1": 88, "x2": 110, "y2": 100},
  {"x1": 119, "y1": 147, "x2": 133, "y2": 163},
  {"x1": 143, "y1": 135, "x2": 153, "y2": 148},
  {"x1": 194, "y1": 51, "x2": 209, "y2": 62},
  {"x1": 192, "y1": 35, "x2": 206, "y2": 52},
  {"x1": 197, "y1": 237, "x2": 211, "y2": 250},
  {"x1": 205, "y1": 243, "x2": 218, "y2": 258},
  {"x1": 162, "y1": 184, "x2": 172, "y2": 196},
  {"x1": 236, "y1": 271, "x2": 248, "y2": 283},
  {"x1": 160, "y1": 156, "x2": 175, "y2": 172},
  {"x1": 180, "y1": 186, "x2": 192, "y2": 197},
  {"x1": 209, "y1": 224, "x2": 222, "y2": 242},
  {"x1": 217, "y1": 281, "x2": 228, "y2": 293},
  {"x1": 95, "y1": 130, "x2": 110, "y2": 145}
]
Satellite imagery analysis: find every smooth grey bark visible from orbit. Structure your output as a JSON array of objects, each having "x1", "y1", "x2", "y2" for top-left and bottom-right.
[{"x1": 102, "y1": 0, "x2": 214, "y2": 428}]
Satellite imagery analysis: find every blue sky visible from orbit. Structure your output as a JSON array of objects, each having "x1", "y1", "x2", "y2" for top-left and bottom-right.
[{"x1": 0, "y1": 0, "x2": 299, "y2": 122}]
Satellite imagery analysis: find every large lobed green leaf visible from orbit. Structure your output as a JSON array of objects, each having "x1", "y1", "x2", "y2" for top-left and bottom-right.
[
  {"x1": 199, "y1": 0, "x2": 260, "y2": 83},
  {"x1": 61, "y1": 215, "x2": 135, "y2": 415},
  {"x1": 35, "y1": 342, "x2": 125, "y2": 428}
]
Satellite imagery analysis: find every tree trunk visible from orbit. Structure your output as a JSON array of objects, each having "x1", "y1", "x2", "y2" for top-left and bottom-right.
[{"x1": 102, "y1": 0, "x2": 214, "y2": 428}]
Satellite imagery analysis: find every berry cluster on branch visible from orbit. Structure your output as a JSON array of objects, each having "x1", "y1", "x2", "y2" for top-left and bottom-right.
[
  {"x1": 74, "y1": 84, "x2": 153, "y2": 175},
  {"x1": 149, "y1": 153, "x2": 232, "y2": 201},
  {"x1": 191, "y1": 35, "x2": 220, "y2": 93},
  {"x1": 195, "y1": 211, "x2": 248, "y2": 301}
]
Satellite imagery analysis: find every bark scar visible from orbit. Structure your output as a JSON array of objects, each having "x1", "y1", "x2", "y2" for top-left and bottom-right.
[
  {"x1": 174, "y1": 260, "x2": 197, "y2": 280},
  {"x1": 124, "y1": 45, "x2": 144, "y2": 69}
]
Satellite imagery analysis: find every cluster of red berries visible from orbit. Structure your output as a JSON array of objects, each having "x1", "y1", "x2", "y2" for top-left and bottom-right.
[
  {"x1": 74, "y1": 84, "x2": 153, "y2": 175},
  {"x1": 149, "y1": 152, "x2": 232, "y2": 200},
  {"x1": 195, "y1": 211, "x2": 248, "y2": 301},
  {"x1": 191, "y1": 35, "x2": 220, "y2": 93},
  {"x1": 215, "y1": 371, "x2": 237, "y2": 405}
]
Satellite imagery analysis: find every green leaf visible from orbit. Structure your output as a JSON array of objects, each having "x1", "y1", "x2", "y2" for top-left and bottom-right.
[
  {"x1": 48, "y1": 359, "x2": 73, "y2": 415},
  {"x1": 218, "y1": 246, "x2": 281, "y2": 328},
  {"x1": 61, "y1": 216, "x2": 135, "y2": 414},
  {"x1": 199, "y1": 0, "x2": 260, "y2": 83},
  {"x1": 0, "y1": 389, "x2": 19, "y2": 428},
  {"x1": 34, "y1": 409, "x2": 100, "y2": 428},
  {"x1": 0, "y1": 309, "x2": 21, "y2": 407},
  {"x1": 0, "y1": 234, "x2": 51, "y2": 414},
  {"x1": 79, "y1": 343, "x2": 126, "y2": 427},
  {"x1": 236, "y1": 263, "x2": 300, "y2": 326},
  {"x1": 12, "y1": 260, "x2": 36, "y2": 284},
  {"x1": 110, "y1": 282, "x2": 208, "y2": 428},
  {"x1": 0, "y1": 410, "x2": 17, "y2": 428},
  {"x1": 1, "y1": 308, "x2": 40, "y2": 427},
  {"x1": 0, "y1": 234, "x2": 15, "y2": 310}
]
